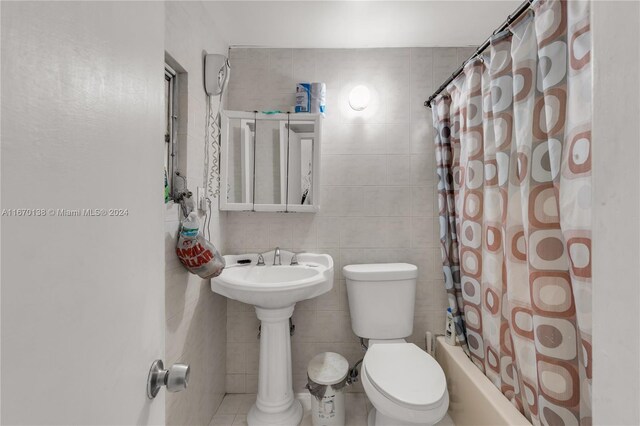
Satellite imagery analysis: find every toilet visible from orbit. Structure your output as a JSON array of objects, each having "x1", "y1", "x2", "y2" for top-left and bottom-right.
[{"x1": 343, "y1": 263, "x2": 449, "y2": 426}]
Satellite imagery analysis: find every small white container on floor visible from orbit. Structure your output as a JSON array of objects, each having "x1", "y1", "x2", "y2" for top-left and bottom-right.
[{"x1": 307, "y1": 352, "x2": 349, "y2": 426}]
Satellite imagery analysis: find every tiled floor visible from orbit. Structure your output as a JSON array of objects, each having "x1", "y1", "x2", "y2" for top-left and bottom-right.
[
  {"x1": 210, "y1": 393, "x2": 454, "y2": 426},
  {"x1": 209, "y1": 393, "x2": 254, "y2": 426},
  {"x1": 210, "y1": 393, "x2": 369, "y2": 426}
]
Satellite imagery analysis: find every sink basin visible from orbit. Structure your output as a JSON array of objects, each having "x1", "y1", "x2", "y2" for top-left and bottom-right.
[
  {"x1": 212, "y1": 251, "x2": 333, "y2": 309},
  {"x1": 211, "y1": 250, "x2": 333, "y2": 426}
]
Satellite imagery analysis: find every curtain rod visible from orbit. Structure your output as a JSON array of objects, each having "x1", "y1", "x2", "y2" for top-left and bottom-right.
[{"x1": 424, "y1": 0, "x2": 534, "y2": 108}]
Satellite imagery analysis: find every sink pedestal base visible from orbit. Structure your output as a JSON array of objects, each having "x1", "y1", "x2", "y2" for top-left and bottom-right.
[
  {"x1": 247, "y1": 400, "x2": 302, "y2": 426},
  {"x1": 247, "y1": 305, "x2": 302, "y2": 426}
]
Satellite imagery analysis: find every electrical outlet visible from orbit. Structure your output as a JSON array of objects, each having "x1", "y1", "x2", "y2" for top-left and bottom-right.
[{"x1": 196, "y1": 187, "x2": 206, "y2": 212}]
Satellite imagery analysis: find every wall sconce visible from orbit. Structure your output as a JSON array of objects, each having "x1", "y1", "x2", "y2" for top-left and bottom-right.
[{"x1": 349, "y1": 85, "x2": 370, "y2": 111}]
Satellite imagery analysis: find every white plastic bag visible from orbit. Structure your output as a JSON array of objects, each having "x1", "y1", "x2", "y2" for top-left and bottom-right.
[{"x1": 175, "y1": 213, "x2": 225, "y2": 279}]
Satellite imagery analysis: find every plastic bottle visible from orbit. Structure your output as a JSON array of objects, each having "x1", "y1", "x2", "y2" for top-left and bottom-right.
[
  {"x1": 180, "y1": 212, "x2": 200, "y2": 237},
  {"x1": 444, "y1": 308, "x2": 457, "y2": 345}
]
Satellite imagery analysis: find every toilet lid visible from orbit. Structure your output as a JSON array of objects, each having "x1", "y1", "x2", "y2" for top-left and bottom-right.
[{"x1": 364, "y1": 343, "x2": 447, "y2": 410}]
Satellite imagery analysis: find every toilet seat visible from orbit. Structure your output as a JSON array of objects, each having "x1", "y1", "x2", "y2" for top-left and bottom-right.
[
  {"x1": 360, "y1": 342, "x2": 449, "y2": 425},
  {"x1": 364, "y1": 343, "x2": 447, "y2": 411}
]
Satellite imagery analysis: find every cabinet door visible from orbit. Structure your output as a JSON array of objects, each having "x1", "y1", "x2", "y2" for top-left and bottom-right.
[
  {"x1": 220, "y1": 112, "x2": 255, "y2": 211},
  {"x1": 286, "y1": 119, "x2": 321, "y2": 213},
  {"x1": 253, "y1": 118, "x2": 287, "y2": 211}
]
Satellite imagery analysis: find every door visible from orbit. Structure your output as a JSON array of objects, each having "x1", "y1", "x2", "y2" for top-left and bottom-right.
[{"x1": 1, "y1": 2, "x2": 166, "y2": 424}]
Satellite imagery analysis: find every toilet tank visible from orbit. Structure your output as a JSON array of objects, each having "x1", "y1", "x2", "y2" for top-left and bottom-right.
[{"x1": 343, "y1": 263, "x2": 418, "y2": 339}]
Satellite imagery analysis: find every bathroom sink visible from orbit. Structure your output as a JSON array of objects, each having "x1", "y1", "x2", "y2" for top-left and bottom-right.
[
  {"x1": 211, "y1": 250, "x2": 334, "y2": 425},
  {"x1": 212, "y1": 251, "x2": 333, "y2": 309}
]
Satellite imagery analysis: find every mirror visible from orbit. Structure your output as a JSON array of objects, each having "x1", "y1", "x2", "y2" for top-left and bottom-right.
[
  {"x1": 225, "y1": 117, "x2": 254, "y2": 205},
  {"x1": 253, "y1": 118, "x2": 286, "y2": 209},
  {"x1": 220, "y1": 111, "x2": 321, "y2": 212},
  {"x1": 286, "y1": 122, "x2": 315, "y2": 207}
]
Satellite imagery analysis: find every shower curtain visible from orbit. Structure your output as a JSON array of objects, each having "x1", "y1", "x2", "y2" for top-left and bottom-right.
[{"x1": 432, "y1": 1, "x2": 591, "y2": 424}]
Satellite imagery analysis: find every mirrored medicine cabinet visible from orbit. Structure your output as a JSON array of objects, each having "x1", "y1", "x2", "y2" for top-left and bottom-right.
[{"x1": 220, "y1": 111, "x2": 322, "y2": 212}]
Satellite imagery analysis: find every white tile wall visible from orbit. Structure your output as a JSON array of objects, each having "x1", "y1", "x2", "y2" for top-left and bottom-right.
[
  {"x1": 224, "y1": 47, "x2": 473, "y2": 394},
  {"x1": 164, "y1": 2, "x2": 228, "y2": 424}
]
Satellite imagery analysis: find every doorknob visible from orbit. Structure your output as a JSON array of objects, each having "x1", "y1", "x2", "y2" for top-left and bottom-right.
[{"x1": 147, "y1": 359, "x2": 190, "y2": 399}]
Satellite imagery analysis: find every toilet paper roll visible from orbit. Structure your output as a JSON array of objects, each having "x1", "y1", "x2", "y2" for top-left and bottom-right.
[{"x1": 310, "y1": 82, "x2": 326, "y2": 115}]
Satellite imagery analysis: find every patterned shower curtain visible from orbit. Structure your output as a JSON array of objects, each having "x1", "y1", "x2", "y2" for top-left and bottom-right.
[{"x1": 432, "y1": 0, "x2": 591, "y2": 424}]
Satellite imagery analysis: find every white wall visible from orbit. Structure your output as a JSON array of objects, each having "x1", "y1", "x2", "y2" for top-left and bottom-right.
[
  {"x1": 164, "y1": 2, "x2": 229, "y2": 424},
  {"x1": 223, "y1": 47, "x2": 471, "y2": 393},
  {"x1": 204, "y1": 1, "x2": 520, "y2": 48},
  {"x1": 592, "y1": 1, "x2": 640, "y2": 424},
  {"x1": 1, "y1": 2, "x2": 165, "y2": 424}
]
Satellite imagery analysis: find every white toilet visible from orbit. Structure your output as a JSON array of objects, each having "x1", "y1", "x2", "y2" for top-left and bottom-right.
[{"x1": 343, "y1": 263, "x2": 449, "y2": 426}]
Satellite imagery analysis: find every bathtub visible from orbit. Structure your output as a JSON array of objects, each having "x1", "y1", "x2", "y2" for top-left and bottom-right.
[{"x1": 434, "y1": 336, "x2": 531, "y2": 426}]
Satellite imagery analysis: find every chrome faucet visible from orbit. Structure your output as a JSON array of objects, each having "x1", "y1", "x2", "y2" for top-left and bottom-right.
[
  {"x1": 290, "y1": 251, "x2": 305, "y2": 266},
  {"x1": 256, "y1": 254, "x2": 265, "y2": 266},
  {"x1": 273, "y1": 247, "x2": 281, "y2": 266}
]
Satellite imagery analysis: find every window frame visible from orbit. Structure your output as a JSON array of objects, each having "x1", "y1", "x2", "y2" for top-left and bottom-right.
[{"x1": 165, "y1": 64, "x2": 178, "y2": 201}]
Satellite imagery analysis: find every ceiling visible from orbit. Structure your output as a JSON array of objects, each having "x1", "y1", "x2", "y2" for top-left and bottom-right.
[{"x1": 204, "y1": 1, "x2": 521, "y2": 49}]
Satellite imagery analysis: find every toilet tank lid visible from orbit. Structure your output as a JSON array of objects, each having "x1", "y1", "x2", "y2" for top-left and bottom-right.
[{"x1": 342, "y1": 263, "x2": 418, "y2": 281}]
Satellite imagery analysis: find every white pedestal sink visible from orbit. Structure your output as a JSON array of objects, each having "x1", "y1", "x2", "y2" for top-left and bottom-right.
[{"x1": 212, "y1": 251, "x2": 333, "y2": 426}]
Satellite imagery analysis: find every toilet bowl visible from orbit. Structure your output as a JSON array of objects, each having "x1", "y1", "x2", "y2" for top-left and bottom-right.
[
  {"x1": 361, "y1": 341, "x2": 448, "y2": 426},
  {"x1": 343, "y1": 263, "x2": 450, "y2": 426}
]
